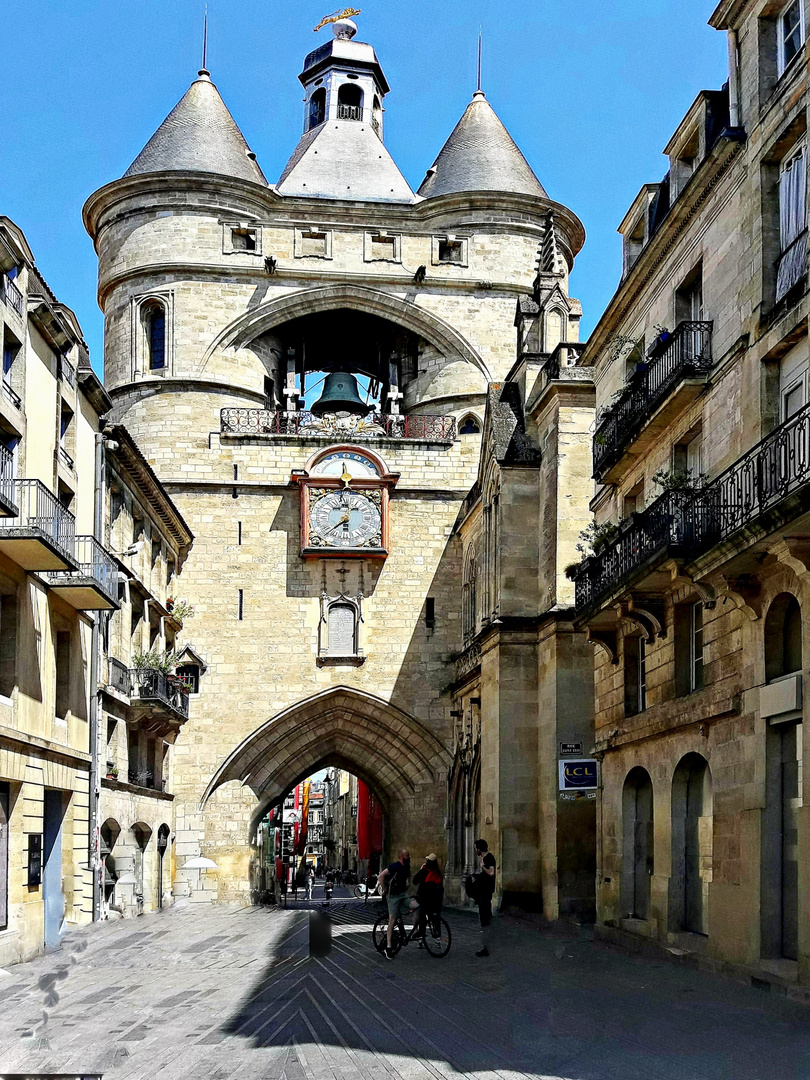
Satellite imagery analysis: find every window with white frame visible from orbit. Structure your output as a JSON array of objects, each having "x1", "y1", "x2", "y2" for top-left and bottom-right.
[
  {"x1": 778, "y1": 0, "x2": 805, "y2": 75},
  {"x1": 776, "y1": 143, "x2": 807, "y2": 302}
]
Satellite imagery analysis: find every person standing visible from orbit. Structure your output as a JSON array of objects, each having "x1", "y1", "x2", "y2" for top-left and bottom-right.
[
  {"x1": 378, "y1": 848, "x2": 411, "y2": 960},
  {"x1": 473, "y1": 838, "x2": 496, "y2": 957},
  {"x1": 412, "y1": 854, "x2": 444, "y2": 941},
  {"x1": 306, "y1": 865, "x2": 314, "y2": 901}
]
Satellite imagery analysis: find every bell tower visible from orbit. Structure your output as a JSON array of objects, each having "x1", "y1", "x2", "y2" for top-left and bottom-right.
[{"x1": 301, "y1": 16, "x2": 387, "y2": 137}]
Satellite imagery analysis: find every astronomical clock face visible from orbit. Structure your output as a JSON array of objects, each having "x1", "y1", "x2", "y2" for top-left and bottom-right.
[{"x1": 309, "y1": 488, "x2": 382, "y2": 549}]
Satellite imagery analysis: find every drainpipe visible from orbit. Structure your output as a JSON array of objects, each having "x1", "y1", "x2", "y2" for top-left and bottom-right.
[
  {"x1": 727, "y1": 29, "x2": 741, "y2": 129},
  {"x1": 88, "y1": 431, "x2": 105, "y2": 921}
]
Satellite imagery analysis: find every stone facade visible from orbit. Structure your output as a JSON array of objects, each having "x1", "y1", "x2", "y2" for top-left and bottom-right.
[
  {"x1": 571, "y1": 0, "x2": 810, "y2": 988},
  {"x1": 82, "y1": 19, "x2": 596, "y2": 916}
]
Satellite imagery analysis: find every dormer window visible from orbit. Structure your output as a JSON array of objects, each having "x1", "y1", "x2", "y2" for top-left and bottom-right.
[
  {"x1": 308, "y1": 87, "x2": 326, "y2": 130},
  {"x1": 337, "y1": 83, "x2": 363, "y2": 121},
  {"x1": 778, "y1": 0, "x2": 805, "y2": 75},
  {"x1": 623, "y1": 216, "x2": 646, "y2": 275}
]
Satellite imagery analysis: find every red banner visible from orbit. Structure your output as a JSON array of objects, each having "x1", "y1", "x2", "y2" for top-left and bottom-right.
[{"x1": 357, "y1": 779, "x2": 370, "y2": 861}]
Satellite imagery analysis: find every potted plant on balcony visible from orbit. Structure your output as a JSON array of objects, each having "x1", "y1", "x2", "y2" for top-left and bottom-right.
[
  {"x1": 166, "y1": 597, "x2": 195, "y2": 622},
  {"x1": 646, "y1": 324, "x2": 673, "y2": 359},
  {"x1": 576, "y1": 519, "x2": 619, "y2": 558},
  {"x1": 106, "y1": 761, "x2": 118, "y2": 780},
  {"x1": 132, "y1": 647, "x2": 177, "y2": 674},
  {"x1": 651, "y1": 467, "x2": 708, "y2": 493}
]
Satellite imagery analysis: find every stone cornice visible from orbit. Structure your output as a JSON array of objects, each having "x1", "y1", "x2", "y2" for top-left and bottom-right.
[
  {"x1": 0, "y1": 722, "x2": 91, "y2": 765},
  {"x1": 580, "y1": 132, "x2": 746, "y2": 366}
]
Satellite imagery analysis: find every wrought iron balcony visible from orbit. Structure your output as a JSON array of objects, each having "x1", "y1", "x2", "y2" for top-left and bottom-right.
[
  {"x1": 0, "y1": 479, "x2": 76, "y2": 570},
  {"x1": 107, "y1": 657, "x2": 132, "y2": 696},
  {"x1": 337, "y1": 104, "x2": 362, "y2": 120},
  {"x1": 575, "y1": 399, "x2": 810, "y2": 616},
  {"x1": 593, "y1": 321, "x2": 713, "y2": 479},
  {"x1": 131, "y1": 668, "x2": 190, "y2": 721},
  {"x1": 221, "y1": 408, "x2": 457, "y2": 442},
  {"x1": 1, "y1": 275, "x2": 23, "y2": 317},
  {"x1": 48, "y1": 535, "x2": 119, "y2": 610},
  {"x1": 0, "y1": 445, "x2": 17, "y2": 518}
]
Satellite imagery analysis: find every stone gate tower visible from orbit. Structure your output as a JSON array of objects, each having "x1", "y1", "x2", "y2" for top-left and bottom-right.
[{"x1": 83, "y1": 15, "x2": 589, "y2": 910}]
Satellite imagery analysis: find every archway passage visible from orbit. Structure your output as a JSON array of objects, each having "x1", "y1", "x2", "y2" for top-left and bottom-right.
[{"x1": 204, "y1": 688, "x2": 451, "y2": 885}]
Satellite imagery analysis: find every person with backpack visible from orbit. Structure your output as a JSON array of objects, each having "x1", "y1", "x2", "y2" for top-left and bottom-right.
[
  {"x1": 472, "y1": 838, "x2": 496, "y2": 957},
  {"x1": 378, "y1": 848, "x2": 411, "y2": 960},
  {"x1": 412, "y1": 854, "x2": 444, "y2": 941}
]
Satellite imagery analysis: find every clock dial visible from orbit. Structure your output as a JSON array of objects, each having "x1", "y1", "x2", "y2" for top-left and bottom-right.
[{"x1": 309, "y1": 489, "x2": 382, "y2": 548}]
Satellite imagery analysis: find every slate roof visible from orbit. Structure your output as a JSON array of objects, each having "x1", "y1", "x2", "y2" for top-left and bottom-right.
[
  {"x1": 277, "y1": 120, "x2": 415, "y2": 203},
  {"x1": 418, "y1": 91, "x2": 547, "y2": 200},
  {"x1": 124, "y1": 72, "x2": 267, "y2": 185}
]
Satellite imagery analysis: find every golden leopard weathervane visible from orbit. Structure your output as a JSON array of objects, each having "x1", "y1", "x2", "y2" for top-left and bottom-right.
[{"x1": 314, "y1": 8, "x2": 362, "y2": 32}]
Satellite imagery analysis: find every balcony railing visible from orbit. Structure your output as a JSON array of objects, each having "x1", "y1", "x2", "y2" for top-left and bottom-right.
[
  {"x1": 58, "y1": 355, "x2": 76, "y2": 388},
  {"x1": 58, "y1": 445, "x2": 75, "y2": 472},
  {"x1": 337, "y1": 104, "x2": 362, "y2": 120},
  {"x1": 0, "y1": 445, "x2": 16, "y2": 516},
  {"x1": 48, "y1": 535, "x2": 119, "y2": 608},
  {"x1": 107, "y1": 657, "x2": 132, "y2": 696},
  {"x1": 0, "y1": 479, "x2": 75, "y2": 564},
  {"x1": 221, "y1": 409, "x2": 457, "y2": 442},
  {"x1": 575, "y1": 399, "x2": 810, "y2": 615},
  {"x1": 131, "y1": 668, "x2": 190, "y2": 720},
  {"x1": 593, "y1": 321, "x2": 713, "y2": 478},
  {"x1": 1, "y1": 276, "x2": 23, "y2": 317},
  {"x1": 2, "y1": 380, "x2": 21, "y2": 410}
]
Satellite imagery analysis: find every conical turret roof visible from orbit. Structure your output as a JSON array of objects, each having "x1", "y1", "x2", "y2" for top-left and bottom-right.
[
  {"x1": 124, "y1": 71, "x2": 267, "y2": 185},
  {"x1": 418, "y1": 91, "x2": 546, "y2": 200}
]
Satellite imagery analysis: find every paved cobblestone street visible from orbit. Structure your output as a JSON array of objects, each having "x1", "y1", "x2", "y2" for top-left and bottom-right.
[{"x1": 1, "y1": 888, "x2": 810, "y2": 1080}]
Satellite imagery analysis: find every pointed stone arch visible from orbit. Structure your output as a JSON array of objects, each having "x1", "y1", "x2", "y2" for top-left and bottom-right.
[
  {"x1": 198, "y1": 283, "x2": 492, "y2": 381},
  {"x1": 201, "y1": 686, "x2": 451, "y2": 812}
]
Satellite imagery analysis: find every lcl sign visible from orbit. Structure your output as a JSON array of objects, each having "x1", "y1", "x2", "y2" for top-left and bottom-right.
[{"x1": 558, "y1": 759, "x2": 598, "y2": 791}]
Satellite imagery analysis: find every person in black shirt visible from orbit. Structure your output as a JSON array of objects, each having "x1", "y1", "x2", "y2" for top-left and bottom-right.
[
  {"x1": 473, "y1": 838, "x2": 496, "y2": 957},
  {"x1": 378, "y1": 849, "x2": 412, "y2": 959}
]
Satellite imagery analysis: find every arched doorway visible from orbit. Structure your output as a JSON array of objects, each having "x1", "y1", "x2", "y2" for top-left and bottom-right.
[
  {"x1": 203, "y1": 687, "x2": 451, "y2": 897},
  {"x1": 156, "y1": 824, "x2": 171, "y2": 909},
  {"x1": 100, "y1": 818, "x2": 122, "y2": 915},
  {"x1": 670, "y1": 753, "x2": 712, "y2": 935},
  {"x1": 621, "y1": 767, "x2": 654, "y2": 920}
]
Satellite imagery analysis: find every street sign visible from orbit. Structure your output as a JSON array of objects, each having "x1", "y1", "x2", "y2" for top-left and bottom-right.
[
  {"x1": 559, "y1": 742, "x2": 583, "y2": 756},
  {"x1": 283, "y1": 808, "x2": 302, "y2": 824},
  {"x1": 558, "y1": 758, "x2": 598, "y2": 791},
  {"x1": 28, "y1": 833, "x2": 42, "y2": 886}
]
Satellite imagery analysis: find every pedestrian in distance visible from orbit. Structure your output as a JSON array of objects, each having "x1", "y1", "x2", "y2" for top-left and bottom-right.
[
  {"x1": 472, "y1": 838, "x2": 496, "y2": 957},
  {"x1": 378, "y1": 848, "x2": 411, "y2": 959},
  {"x1": 306, "y1": 865, "x2": 314, "y2": 901}
]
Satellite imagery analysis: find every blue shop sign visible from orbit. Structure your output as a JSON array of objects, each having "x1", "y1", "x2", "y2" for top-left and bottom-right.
[{"x1": 558, "y1": 758, "x2": 598, "y2": 791}]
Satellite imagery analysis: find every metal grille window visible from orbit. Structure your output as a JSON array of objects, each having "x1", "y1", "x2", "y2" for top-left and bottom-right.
[
  {"x1": 776, "y1": 144, "x2": 807, "y2": 302},
  {"x1": 327, "y1": 603, "x2": 356, "y2": 656},
  {"x1": 778, "y1": 0, "x2": 805, "y2": 74}
]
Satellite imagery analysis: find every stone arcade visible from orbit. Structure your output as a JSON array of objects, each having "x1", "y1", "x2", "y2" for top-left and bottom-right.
[{"x1": 83, "y1": 15, "x2": 595, "y2": 915}]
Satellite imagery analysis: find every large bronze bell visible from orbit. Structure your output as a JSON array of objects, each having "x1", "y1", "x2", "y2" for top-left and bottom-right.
[{"x1": 310, "y1": 371, "x2": 367, "y2": 416}]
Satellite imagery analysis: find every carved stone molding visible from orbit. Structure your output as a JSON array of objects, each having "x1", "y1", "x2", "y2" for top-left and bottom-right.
[
  {"x1": 666, "y1": 562, "x2": 717, "y2": 609},
  {"x1": 714, "y1": 573, "x2": 763, "y2": 621},
  {"x1": 586, "y1": 628, "x2": 618, "y2": 664},
  {"x1": 770, "y1": 537, "x2": 810, "y2": 581},
  {"x1": 614, "y1": 594, "x2": 667, "y2": 640}
]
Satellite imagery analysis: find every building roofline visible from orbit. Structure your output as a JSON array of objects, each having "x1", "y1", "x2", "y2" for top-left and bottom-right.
[{"x1": 106, "y1": 423, "x2": 194, "y2": 549}]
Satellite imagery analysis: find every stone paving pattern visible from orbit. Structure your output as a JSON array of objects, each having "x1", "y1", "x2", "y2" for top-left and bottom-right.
[{"x1": 1, "y1": 888, "x2": 810, "y2": 1080}]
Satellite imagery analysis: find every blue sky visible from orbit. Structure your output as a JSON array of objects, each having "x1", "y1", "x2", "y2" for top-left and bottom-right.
[{"x1": 1, "y1": 1, "x2": 727, "y2": 372}]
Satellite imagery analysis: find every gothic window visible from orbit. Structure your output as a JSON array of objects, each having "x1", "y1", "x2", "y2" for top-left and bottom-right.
[
  {"x1": 459, "y1": 414, "x2": 481, "y2": 435},
  {"x1": 144, "y1": 302, "x2": 166, "y2": 371},
  {"x1": 462, "y1": 548, "x2": 478, "y2": 644},
  {"x1": 308, "y1": 87, "x2": 326, "y2": 130},
  {"x1": 337, "y1": 83, "x2": 363, "y2": 121},
  {"x1": 327, "y1": 602, "x2": 357, "y2": 656},
  {"x1": 544, "y1": 309, "x2": 563, "y2": 353}
]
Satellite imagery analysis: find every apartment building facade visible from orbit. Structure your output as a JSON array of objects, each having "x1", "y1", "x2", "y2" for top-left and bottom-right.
[{"x1": 572, "y1": 0, "x2": 810, "y2": 987}]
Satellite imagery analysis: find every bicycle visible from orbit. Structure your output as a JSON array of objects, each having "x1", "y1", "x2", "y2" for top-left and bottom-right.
[
  {"x1": 354, "y1": 875, "x2": 383, "y2": 901},
  {"x1": 372, "y1": 905, "x2": 451, "y2": 958}
]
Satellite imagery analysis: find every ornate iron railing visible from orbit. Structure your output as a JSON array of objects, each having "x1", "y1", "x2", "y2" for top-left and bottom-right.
[
  {"x1": 49, "y1": 535, "x2": 119, "y2": 606},
  {"x1": 131, "y1": 668, "x2": 190, "y2": 719},
  {"x1": 107, "y1": 657, "x2": 132, "y2": 695},
  {"x1": 338, "y1": 104, "x2": 362, "y2": 120},
  {"x1": 2, "y1": 276, "x2": 23, "y2": 317},
  {"x1": 576, "y1": 400, "x2": 810, "y2": 615},
  {"x1": 220, "y1": 408, "x2": 457, "y2": 442},
  {"x1": 0, "y1": 479, "x2": 75, "y2": 563},
  {"x1": 593, "y1": 321, "x2": 713, "y2": 478}
]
